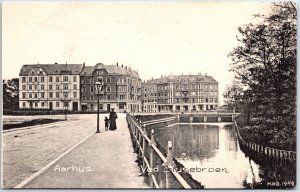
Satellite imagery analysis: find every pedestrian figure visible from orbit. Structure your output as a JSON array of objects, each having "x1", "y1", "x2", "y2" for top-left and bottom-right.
[
  {"x1": 109, "y1": 108, "x2": 118, "y2": 131},
  {"x1": 104, "y1": 117, "x2": 109, "y2": 131}
]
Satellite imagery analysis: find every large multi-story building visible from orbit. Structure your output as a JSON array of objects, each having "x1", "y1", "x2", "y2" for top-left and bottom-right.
[
  {"x1": 19, "y1": 63, "x2": 216, "y2": 113},
  {"x1": 80, "y1": 63, "x2": 142, "y2": 112},
  {"x1": 19, "y1": 62, "x2": 142, "y2": 112},
  {"x1": 19, "y1": 63, "x2": 83, "y2": 111},
  {"x1": 141, "y1": 78, "x2": 158, "y2": 113},
  {"x1": 142, "y1": 73, "x2": 219, "y2": 112}
]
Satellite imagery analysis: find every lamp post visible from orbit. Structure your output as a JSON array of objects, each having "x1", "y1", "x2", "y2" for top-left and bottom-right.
[
  {"x1": 63, "y1": 97, "x2": 68, "y2": 120},
  {"x1": 95, "y1": 80, "x2": 103, "y2": 133}
]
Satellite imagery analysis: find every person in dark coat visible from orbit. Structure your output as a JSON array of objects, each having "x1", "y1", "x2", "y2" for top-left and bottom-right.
[
  {"x1": 104, "y1": 117, "x2": 109, "y2": 131},
  {"x1": 109, "y1": 108, "x2": 118, "y2": 131}
]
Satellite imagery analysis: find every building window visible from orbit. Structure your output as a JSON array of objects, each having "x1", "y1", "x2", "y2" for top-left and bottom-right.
[
  {"x1": 81, "y1": 79, "x2": 85, "y2": 84},
  {"x1": 56, "y1": 92, "x2": 60, "y2": 98},
  {"x1": 119, "y1": 95, "x2": 125, "y2": 100},
  {"x1": 22, "y1": 93, "x2": 26, "y2": 98},
  {"x1": 22, "y1": 77, "x2": 26, "y2": 82},
  {"x1": 34, "y1": 77, "x2": 37, "y2": 82},
  {"x1": 29, "y1": 93, "x2": 32, "y2": 98},
  {"x1": 82, "y1": 95, "x2": 86, "y2": 101},
  {"x1": 41, "y1": 92, "x2": 45, "y2": 98},
  {"x1": 63, "y1": 76, "x2": 68, "y2": 81},
  {"x1": 41, "y1": 102, "x2": 44, "y2": 107},
  {"x1": 107, "y1": 95, "x2": 111, "y2": 100},
  {"x1": 41, "y1": 85, "x2": 44, "y2": 90},
  {"x1": 107, "y1": 78, "x2": 110, "y2": 83},
  {"x1": 205, "y1": 98, "x2": 208, "y2": 103},
  {"x1": 56, "y1": 102, "x2": 60, "y2": 107},
  {"x1": 74, "y1": 84, "x2": 77, "y2": 89},
  {"x1": 49, "y1": 92, "x2": 53, "y2": 98},
  {"x1": 91, "y1": 95, "x2": 94, "y2": 101},
  {"x1": 107, "y1": 86, "x2": 110, "y2": 92},
  {"x1": 23, "y1": 102, "x2": 26, "y2": 107},
  {"x1": 90, "y1": 87, "x2": 94, "y2": 92},
  {"x1": 56, "y1": 85, "x2": 60, "y2": 90},
  {"x1": 35, "y1": 102, "x2": 38, "y2": 107},
  {"x1": 22, "y1": 85, "x2": 26, "y2": 90},
  {"x1": 41, "y1": 77, "x2": 44, "y2": 82},
  {"x1": 34, "y1": 85, "x2": 38, "y2": 90},
  {"x1": 99, "y1": 104, "x2": 103, "y2": 109},
  {"x1": 29, "y1": 77, "x2": 32, "y2": 82},
  {"x1": 49, "y1": 85, "x2": 53, "y2": 90},
  {"x1": 63, "y1": 84, "x2": 68, "y2": 90},
  {"x1": 73, "y1": 92, "x2": 77, "y2": 98},
  {"x1": 210, "y1": 98, "x2": 213, "y2": 102},
  {"x1": 73, "y1": 76, "x2": 77, "y2": 82},
  {"x1": 63, "y1": 92, "x2": 68, "y2": 98},
  {"x1": 29, "y1": 85, "x2": 32, "y2": 90},
  {"x1": 56, "y1": 76, "x2": 59, "y2": 82},
  {"x1": 49, "y1": 76, "x2": 53, "y2": 82}
]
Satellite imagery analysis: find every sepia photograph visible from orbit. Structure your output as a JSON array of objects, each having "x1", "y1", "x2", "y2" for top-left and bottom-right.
[{"x1": 1, "y1": 0, "x2": 297, "y2": 189}]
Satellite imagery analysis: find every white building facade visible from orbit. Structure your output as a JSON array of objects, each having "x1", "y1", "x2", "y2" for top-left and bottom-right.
[{"x1": 19, "y1": 63, "x2": 84, "y2": 111}]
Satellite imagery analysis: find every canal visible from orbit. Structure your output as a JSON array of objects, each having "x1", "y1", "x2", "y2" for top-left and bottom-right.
[{"x1": 154, "y1": 123, "x2": 296, "y2": 189}]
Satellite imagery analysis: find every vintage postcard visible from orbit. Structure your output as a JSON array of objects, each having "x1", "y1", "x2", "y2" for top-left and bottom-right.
[{"x1": 1, "y1": 0, "x2": 296, "y2": 189}]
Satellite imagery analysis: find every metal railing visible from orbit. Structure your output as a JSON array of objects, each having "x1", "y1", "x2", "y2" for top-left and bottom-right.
[{"x1": 126, "y1": 113, "x2": 191, "y2": 189}]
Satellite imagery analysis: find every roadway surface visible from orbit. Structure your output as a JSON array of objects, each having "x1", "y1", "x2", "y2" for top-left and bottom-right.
[{"x1": 2, "y1": 113, "x2": 149, "y2": 188}]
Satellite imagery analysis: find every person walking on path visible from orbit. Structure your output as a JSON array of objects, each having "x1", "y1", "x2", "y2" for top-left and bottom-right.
[
  {"x1": 104, "y1": 117, "x2": 109, "y2": 131},
  {"x1": 109, "y1": 108, "x2": 118, "y2": 131}
]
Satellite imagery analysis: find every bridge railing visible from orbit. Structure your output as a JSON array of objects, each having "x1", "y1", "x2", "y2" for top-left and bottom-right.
[
  {"x1": 126, "y1": 113, "x2": 191, "y2": 189},
  {"x1": 132, "y1": 110, "x2": 236, "y2": 116},
  {"x1": 234, "y1": 120, "x2": 296, "y2": 161}
]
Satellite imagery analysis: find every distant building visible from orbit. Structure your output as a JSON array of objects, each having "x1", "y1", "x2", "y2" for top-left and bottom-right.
[
  {"x1": 19, "y1": 62, "x2": 142, "y2": 112},
  {"x1": 80, "y1": 63, "x2": 142, "y2": 112},
  {"x1": 142, "y1": 73, "x2": 219, "y2": 112},
  {"x1": 141, "y1": 78, "x2": 158, "y2": 113},
  {"x1": 19, "y1": 63, "x2": 83, "y2": 111}
]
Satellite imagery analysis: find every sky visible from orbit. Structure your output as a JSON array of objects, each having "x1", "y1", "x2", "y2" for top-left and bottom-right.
[{"x1": 2, "y1": 1, "x2": 273, "y2": 104}]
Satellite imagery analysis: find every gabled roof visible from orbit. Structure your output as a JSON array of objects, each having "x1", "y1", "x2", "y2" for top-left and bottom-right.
[
  {"x1": 105, "y1": 65, "x2": 139, "y2": 78},
  {"x1": 80, "y1": 66, "x2": 94, "y2": 76},
  {"x1": 19, "y1": 64, "x2": 84, "y2": 76}
]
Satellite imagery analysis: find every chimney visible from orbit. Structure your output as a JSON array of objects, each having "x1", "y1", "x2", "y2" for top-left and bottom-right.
[
  {"x1": 55, "y1": 62, "x2": 58, "y2": 65},
  {"x1": 83, "y1": 62, "x2": 85, "y2": 67},
  {"x1": 116, "y1": 62, "x2": 118, "y2": 66},
  {"x1": 151, "y1": 77, "x2": 153, "y2": 80},
  {"x1": 125, "y1": 66, "x2": 127, "y2": 69},
  {"x1": 205, "y1": 73, "x2": 207, "y2": 76},
  {"x1": 121, "y1": 64, "x2": 123, "y2": 68}
]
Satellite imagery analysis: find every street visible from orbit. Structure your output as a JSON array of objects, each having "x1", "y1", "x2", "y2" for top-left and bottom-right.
[{"x1": 2, "y1": 113, "x2": 148, "y2": 188}]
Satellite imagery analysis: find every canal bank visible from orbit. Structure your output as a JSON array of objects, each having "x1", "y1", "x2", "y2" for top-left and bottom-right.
[{"x1": 132, "y1": 113, "x2": 296, "y2": 189}]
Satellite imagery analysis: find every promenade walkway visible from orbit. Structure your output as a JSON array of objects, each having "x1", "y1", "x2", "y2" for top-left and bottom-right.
[{"x1": 14, "y1": 113, "x2": 149, "y2": 188}]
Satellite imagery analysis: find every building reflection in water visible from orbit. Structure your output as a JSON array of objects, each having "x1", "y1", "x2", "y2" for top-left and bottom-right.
[{"x1": 154, "y1": 123, "x2": 271, "y2": 189}]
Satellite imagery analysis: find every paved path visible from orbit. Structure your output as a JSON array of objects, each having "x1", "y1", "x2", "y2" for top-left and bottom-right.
[
  {"x1": 3, "y1": 114, "x2": 99, "y2": 188},
  {"x1": 20, "y1": 113, "x2": 149, "y2": 188}
]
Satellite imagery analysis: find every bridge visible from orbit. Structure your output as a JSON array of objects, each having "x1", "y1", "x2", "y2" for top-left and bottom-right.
[{"x1": 133, "y1": 111, "x2": 240, "y2": 123}]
